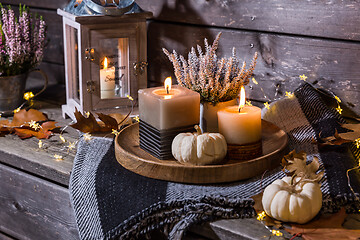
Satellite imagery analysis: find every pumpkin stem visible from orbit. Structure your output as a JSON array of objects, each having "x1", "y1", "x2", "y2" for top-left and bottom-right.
[
  {"x1": 290, "y1": 174, "x2": 297, "y2": 185},
  {"x1": 194, "y1": 125, "x2": 202, "y2": 135}
]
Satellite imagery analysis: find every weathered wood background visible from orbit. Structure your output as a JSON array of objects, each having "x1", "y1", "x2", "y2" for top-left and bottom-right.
[{"x1": 2, "y1": 0, "x2": 359, "y2": 114}]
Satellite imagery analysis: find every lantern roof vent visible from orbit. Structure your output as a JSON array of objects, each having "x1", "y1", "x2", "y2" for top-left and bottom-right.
[{"x1": 64, "y1": 0, "x2": 143, "y2": 16}]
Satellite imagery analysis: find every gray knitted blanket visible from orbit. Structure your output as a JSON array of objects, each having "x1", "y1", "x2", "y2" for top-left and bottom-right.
[{"x1": 70, "y1": 83, "x2": 360, "y2": 240}]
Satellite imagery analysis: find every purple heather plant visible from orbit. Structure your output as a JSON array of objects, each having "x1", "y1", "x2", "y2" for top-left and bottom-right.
[
  {"x1": 163, "y1": 33, "x2": 258, "y2": 104},
  {"x1": 0, "y1": 4, "x2": 46, "y2": 77}
]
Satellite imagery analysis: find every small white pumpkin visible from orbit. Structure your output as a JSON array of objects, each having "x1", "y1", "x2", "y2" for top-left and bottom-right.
[
  {"x1": 171, "y1": 125, "x2": 227, "y2": 165},
  {"x1": 262, "y1": 176, "x2": 322, "y2": 224}
]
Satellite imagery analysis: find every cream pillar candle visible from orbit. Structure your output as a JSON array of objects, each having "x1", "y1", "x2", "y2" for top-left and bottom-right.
[
  {"x1": 100, "y1": 57, "x2": 115, "y2": 99},
  {"x1": 217, "y1": 86, "x2": 261, "y2": 145},
  {"x1": 138, "y1": 77, "x2": 200, "y2": 130}
]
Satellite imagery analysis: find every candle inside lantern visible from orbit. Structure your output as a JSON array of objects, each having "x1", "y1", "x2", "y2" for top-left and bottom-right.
[
  {"x1": 217, "y1": 86, "x2": 261, "y2": 145},
  {"x1": 139, "y1": 77, "x2": 200, "y2": 130},
  {"x1": 100, "y1": 57, "x2": 116, "y2": 99}
]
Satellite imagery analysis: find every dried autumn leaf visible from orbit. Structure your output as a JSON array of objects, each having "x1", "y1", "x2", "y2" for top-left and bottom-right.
[
  {"x1": 70, "y1": 109, "x2": 131, "y2": 133},
  {"x1": 340, "y1": 123, "x2": 360, "y2": 141},
  {"x1": 97, "y1": 113, "x2": 118, "y2": 130},
  {"x1": 108, "y1": 113, "x2": 133, "y2": 126},
  {"x1": 282, "y1": 150, "x2": 324, "y2": 182},
  {"x1": 0, "y1": 109, "x2": 58, "y2": 139},
  {"x1": 285, "y1": 208, "x2": 360, "y2": 240},
  {"x1": 251, "y1": 192, "x2": 283, "y2": 228},
  {"x1": 70, "y1": 109, "x2": 102, "y2": 133},
  {"x1": 12, "y1": 109, "x2": 47, "y2": 126},
  {"x1": 321, "y1": 129, "x2": 353, "y2": 146},
  {"x1": 0, "y1": 119, "x2": 12, "y2": 134},
  {"x1": 14, "y1": 121, "x2": 58, "y2": 139},
  {"x1": 321, "y1": 123, "x2": 360, "y2": 146}
]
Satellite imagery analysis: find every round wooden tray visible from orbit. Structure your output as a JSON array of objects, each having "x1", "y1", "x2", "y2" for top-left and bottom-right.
[{"x1": 115, "y1": 120, "x2": 288, "y2": 184}]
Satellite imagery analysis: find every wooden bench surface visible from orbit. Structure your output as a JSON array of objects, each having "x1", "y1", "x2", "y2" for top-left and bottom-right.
[
  {"x1": 1, "y1": 91, "x2": 359, "y2": 240},
  {"x1": 0, "y1": 0, "x2": 359, "y2": 238}
]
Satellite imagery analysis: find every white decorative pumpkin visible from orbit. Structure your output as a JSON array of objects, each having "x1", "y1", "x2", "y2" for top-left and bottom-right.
[
  {"x1": 262, "y1": 176, "x2": 322, "y2": 224},
  {"x1": 171, "y1": 125, "x2": 227, "y2": 165}
]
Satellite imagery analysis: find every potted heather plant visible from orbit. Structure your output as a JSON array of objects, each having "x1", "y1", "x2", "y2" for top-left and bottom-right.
[
  {"x1": 0, "y1": 4, "x2": 47, "y2": 112},
  {"x1": 163, "y1": 33, "x2": 258, "y2": 132}
]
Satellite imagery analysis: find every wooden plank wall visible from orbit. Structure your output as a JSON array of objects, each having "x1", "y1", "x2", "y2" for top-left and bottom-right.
[{"x1": 2, "y1": 0, "x2": 359, "y2": 114}]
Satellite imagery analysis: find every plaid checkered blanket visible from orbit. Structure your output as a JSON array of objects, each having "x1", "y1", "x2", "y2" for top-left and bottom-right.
[{"x1": 70, "y1": 83, "x2": 360, "y2": 240}]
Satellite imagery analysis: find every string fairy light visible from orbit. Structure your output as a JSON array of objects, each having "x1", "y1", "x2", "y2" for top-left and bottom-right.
[
  {"x1": 336, "y1": 105, "x2": 343, "y2": 114},
  {"x1": 285, "y1": 91, "x2": 294, "y2": 98},
  {"x1": 271, "y1": 230, "x2": 283, "y2": 237},
  {"x1": 13, "y1": 107, "x2": 21, "y2": 113},
  {"x1": 126, "y1": 94, "x2": 134, "y2": 101},
  {"x1": 246, "y1": 100, "x2": 253, "y2": 106},
  {"x1": 67, "y1": 142, "x2": 76, "y2": 152},
  {"x1": 299, "y1": 74, "x2": 308, "y2": 81},
  {"x1": 257, "y1": 211, "x2": 266, "y2": 221},
  {"x1": 264, "y1": 102, "x2": 270, "y2": 110},
  {"x1": 112, "y1": 129, "x2": 120, "y2": 136},
  {"x1": 38, "y1": 140, "x2": 43, "y2": 148},
  {"x1": 83, "y1": 133, "x2": 92, "y2": 142},
  {"x1": 59, "y1": 135, "x2": 66, "y2": 143},
  {"x1": 29, "y1": 120, "x2": 41, "y2": 130},
  {"x1": 256, "y1": 210, "x2": 285, "y2": 238},
  {"x1": 356, "y1": 139, "x2": 360, "y2": 149},
  {"x1": 54, "y1": 154, "x2": 64, "y2": 161},
  {"x1": 85, "y1": 111, "x2": 90, "y2": 118},
  {"x1": 334, "y1": 95, "x2": 341, "y2": 103},
  {"x1": 251, "y1": 77, "x2": 258, "y2": 85},
  {"x1": 23, "y1": 91, "x2": 34, "y2": 101}
]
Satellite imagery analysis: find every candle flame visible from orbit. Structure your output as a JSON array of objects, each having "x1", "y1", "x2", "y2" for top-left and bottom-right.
[
  {"x1": 238, "y1": 86, "x2": 246, "y2": 112},
  {"x1": 164, "y1": 77, "x2": 172, "y2": 94},
  {"x1": 103, "y1": 57, "x2": 108, "y2": 70}
]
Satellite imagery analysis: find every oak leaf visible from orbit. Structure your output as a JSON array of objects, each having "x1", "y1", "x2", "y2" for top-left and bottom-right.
[
  {"x1": 70, "y1": 109, "x2": 131, "y2": 133},
  {"x1": 285, "y1": 208, "x2": 360, "y2": 240},
  {"x1": 321, "y1": 123, "x2": 360, "y2": 146},
  {"x1": 281, "y1": 150, "x2": 324, "y2": 182}
]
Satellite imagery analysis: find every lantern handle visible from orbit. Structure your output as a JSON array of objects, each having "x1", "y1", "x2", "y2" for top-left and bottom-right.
[{"x1": 83, "y1": 0, "x2": 135, "y2": 16}]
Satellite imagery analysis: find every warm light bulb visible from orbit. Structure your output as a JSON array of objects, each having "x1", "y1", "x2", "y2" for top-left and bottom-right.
[
  {"x1": 164, "y1": 77, "x2": 172, "y2": 94},
  {"x1": 103, "y1": 57, "x2": 108, "y2": 70},
  {"x1": 238, "y1": 86, "x2": 246, "y2": 112}
]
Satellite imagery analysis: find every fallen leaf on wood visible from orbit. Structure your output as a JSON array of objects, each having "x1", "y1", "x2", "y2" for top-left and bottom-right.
[
  {"x1": 15, "y1": 121, "x2": 58, "y2": 139},
  {"x1": 281, "y1": 150, "x2": 324, "y2": 182},
  {"x1": 0, "y1": 109, "x2": 58, "y2": 139},
  {"x1": 70, "y1": 109, "x2": 102, "y2": 133},
  {"x1": 70, "y1": 109, "x2": 131, "y2": 133},
  {"x1": 12, "y1": 109, "x2": 47, "y2": 126},
  {"x1": 285, "y1": 208, "x2": 360, "y2": 240}
]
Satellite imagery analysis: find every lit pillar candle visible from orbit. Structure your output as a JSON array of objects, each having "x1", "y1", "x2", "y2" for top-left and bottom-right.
[
  {"x1": 138, "y1": 77, "x2": 200, "y2": 130},
  {"x1": 100, "y1": 57, "x2": 115, "y2": 98},
  {"x1": 217, "y1": 86, "x2": 261, "y2": 145}
]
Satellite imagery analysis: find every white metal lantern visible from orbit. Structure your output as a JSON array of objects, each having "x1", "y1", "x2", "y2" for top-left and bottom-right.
[{"x1": 58, "y1": 0, "x2": 152, "y2": 119}]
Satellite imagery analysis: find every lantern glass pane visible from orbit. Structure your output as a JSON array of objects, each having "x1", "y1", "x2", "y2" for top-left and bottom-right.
[
  {"x1": 66, "y1": 25, "x2": 80, "y2": 102},
  {"x1": 98, "y1": 37, "x2": 129, "y2": 99}
]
